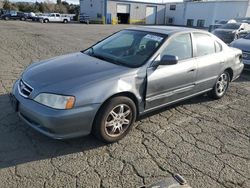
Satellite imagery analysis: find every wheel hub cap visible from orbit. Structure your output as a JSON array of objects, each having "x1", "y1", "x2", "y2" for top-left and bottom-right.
[
  {"x1": 105, "y1": 104, "x2": 132, "y2": 137},
  {"x1": 216, "y1": 73, "x2": 228, "y2": 95}
]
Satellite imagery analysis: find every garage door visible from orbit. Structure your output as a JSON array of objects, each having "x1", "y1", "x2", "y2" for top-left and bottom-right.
[
  {"x1": 146, "y1": 6, "x2": 157, "y2": 25},
  {"x1": 117, "y1": 4, "x2": 130, "y2": 14}
]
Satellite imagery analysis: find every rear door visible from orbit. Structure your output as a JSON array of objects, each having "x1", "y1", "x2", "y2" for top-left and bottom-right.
[
  {"x1": 192, "y1": 32, "x2": 225, "y2": 92},
  {"x1": 145, "y1": 33, "x2": 197, "y2": 110}
]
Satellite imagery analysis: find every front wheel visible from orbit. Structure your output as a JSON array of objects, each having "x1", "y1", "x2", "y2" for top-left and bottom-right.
[
  {"x1": 208, "y1": 71, "x2": 230, "y2": 99},
  {"x1": 92, "y1": 96, "x2": 136, "y2": 143}
]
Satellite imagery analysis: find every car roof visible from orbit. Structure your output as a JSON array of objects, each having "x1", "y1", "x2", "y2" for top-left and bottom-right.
[{"x1": 127, "y1": 26, "x2": 202, "y2": 35}]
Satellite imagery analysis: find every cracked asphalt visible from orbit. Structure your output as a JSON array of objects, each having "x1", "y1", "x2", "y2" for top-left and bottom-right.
[{"x1": 0, "y1": 21, "x2": 249, "y2": 188}]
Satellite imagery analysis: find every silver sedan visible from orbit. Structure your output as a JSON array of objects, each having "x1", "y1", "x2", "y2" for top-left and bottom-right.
[{"x1": 11, "y1": 26, "x2": 244, "y2": 143}]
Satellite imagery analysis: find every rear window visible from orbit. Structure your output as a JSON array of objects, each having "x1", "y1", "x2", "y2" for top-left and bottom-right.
[
  {"x1": 221, "y1": 23, "x2": 240, "y2": 29},
  {"x1": 193, "y1": 33, "x2": 215, "y2": 56}
]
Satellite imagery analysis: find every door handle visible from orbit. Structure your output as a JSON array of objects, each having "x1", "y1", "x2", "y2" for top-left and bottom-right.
[{"x1": 187, "y1": 68, "x2": 196, "y2": 72}]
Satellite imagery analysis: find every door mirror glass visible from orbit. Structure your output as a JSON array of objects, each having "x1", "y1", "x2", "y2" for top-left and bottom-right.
[{"x1": 159, "y1": 55, "x2": 178, "y2": 65}]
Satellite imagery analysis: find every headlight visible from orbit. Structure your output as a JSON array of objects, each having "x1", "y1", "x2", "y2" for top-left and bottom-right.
[{"x1": 34, "y1": 93, "x2": 75, "y2": 109}]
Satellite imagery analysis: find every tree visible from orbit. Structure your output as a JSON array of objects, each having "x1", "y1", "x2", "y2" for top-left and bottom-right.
[
  {"x1": 54, "y1": 3, "x2": 67, "y2": 13},
  {"x1": 3, "y1": 0, "x2": 17, "y2": 10},
  {"x1": 3, "y1": 0, "x2": 11, "y2": 10}
]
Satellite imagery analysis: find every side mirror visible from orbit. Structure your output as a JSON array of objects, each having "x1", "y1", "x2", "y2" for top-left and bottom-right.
[
  {"x1": 159, "y1": 55, "x2": 178, "y2": 65},
  {"x1": 239, "y1": 28, "x2": 244, "y2": 31}
]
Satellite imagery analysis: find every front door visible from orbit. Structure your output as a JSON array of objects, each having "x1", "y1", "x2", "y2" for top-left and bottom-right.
[
  {"x1": 146, "y1": 33, "x2": 197, "y2": 110},
  {"x1": 49, "y1": 13, "x2": 56, "y2": 22}
]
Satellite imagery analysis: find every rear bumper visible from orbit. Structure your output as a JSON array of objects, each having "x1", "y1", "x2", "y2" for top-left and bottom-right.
[
  {"x1": 232, "y1": 62, "x2": 244, "y2": 81},
  {"x1": 12, "y1": 81, "x2": 101, "y2": 139}
]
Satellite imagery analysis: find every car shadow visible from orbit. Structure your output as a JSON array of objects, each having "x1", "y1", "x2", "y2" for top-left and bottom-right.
[
  {"x1": 235, "y1": 71, "x2": 250, "y2": 83},
  {"x1": 138, "y1": 93, "x2": 211, "y2": 120},
  {"x1": 0, "y1": 93, "x2": 106, "y2": 169}
]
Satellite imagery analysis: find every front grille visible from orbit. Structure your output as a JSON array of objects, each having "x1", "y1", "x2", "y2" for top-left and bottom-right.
[
  {"x1": 242, "y1": 51, "x2": 250, "y2": 60},
  {"x1": 18, "y1": 79, "x2": 33, "y2": 98}
]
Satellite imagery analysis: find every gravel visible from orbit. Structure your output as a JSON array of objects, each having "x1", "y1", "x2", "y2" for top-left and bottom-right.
[{"x1": 0, "y1": 21, "x2": 249, "y2": 188}]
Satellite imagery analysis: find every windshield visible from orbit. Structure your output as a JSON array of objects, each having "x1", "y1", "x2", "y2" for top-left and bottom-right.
[
  {"x1": 221, "y1": 23, "x2": 241, "y2": 29},
  {"x1": 84, "y1": 30, "x2": 166, "y2": 68},
  {"x1": 244, "y1": 33, "x2": 250, "y2": 39}
]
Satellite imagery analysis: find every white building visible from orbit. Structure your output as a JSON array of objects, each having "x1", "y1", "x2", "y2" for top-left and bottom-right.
[
  {"x1": 80, "y1": 0, "x2": 250, "y2": 27},
  {"x1": 165, "y1": 0, "x2": 250, "y2": 27},
  {"x1": 80, "y1": 0, "x2": 166, "y2": 24}
]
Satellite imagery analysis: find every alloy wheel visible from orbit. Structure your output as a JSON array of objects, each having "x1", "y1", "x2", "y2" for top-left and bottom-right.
[
  {"x1": 104, "y1": 104, "x2": 132, "y2": 137},
  {"x1": 216, "y1": 73, "x2": 229, "y2": 96}
]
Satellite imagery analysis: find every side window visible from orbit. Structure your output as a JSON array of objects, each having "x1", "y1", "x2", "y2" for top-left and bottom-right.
[
  {"x1": 215, "y1": 41, "x2": 222, "y2": 53},
  {"x1": 161, "y1": 33, "x2": 192, "y2": 61},
  {"x1": 50, "y1": 14, "x2": 55, "y2": 17},
  {"x1": 102, "y1": 34, "x2": 134, "y2": 49},
  {"x1": 193, "y1": 33, "x2": 216, "y2": 56},
  {"x1": 56, "y1": 14, "x2": 60, "y2": 17}
]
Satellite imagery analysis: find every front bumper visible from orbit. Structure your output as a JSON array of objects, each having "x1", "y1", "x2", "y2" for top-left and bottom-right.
[{"x1": 12, "y1": 81, "x2": 101, "y2": 139}]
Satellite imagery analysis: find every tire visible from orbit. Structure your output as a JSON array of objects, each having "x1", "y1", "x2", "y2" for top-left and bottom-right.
[
  {"x1": 20, "y1": 17, "x2": 25, "y2": 21},
  {"x1": 63, "y1": 19, "x2": 68, "y2": 23},
  {"x1": 208, "y1": 71, "x2": 230, "y2": 99},
  {"x1": 92, "y1": 96, "x2": 136, "y2": 143},
  {"x1": 4, "y1": 17, "x2": 9, "y2": 21},
  {"x1": 44, "y1": 19, "x2": 49, "y2": 23}
]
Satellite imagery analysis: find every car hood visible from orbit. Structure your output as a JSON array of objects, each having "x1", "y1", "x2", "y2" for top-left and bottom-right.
[
  {"x1": 231, "y1": 38, "x2": 250, "y2": 51},
  {"x1": 22, "y1": 52, "x2": 131, "y2": 93}
]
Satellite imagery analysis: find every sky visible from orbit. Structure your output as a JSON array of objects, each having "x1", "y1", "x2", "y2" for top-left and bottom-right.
[{"x1": 10, "y1": 0, "x2": 182, "y2": 5}]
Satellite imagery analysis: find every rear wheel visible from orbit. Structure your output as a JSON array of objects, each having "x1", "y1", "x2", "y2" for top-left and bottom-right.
[
  {"x1": 4, "y1": 17, "x2": 9, "y2": 21},
  {"x1": 208, "y1": 71, "x2": 230, "y2": 99},
  {"x1": 63, "y1": 19, "x2": 68, "y2": 23},
  {"x1": 92, "y1": 96, "x2": 136, "y2": 143}
]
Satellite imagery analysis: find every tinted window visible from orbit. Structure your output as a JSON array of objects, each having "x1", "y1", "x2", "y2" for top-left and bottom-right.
[
  {"x1": 161, "y1": 33, "x2": 192, "y2": 61},
  {"x1": 194, "y1": 33, "x2": 215, "y2": 56},
  {"x1": 170, "y1": 5, "x2": 176, "y2": 10},
  {"x1": 221, "y1": 23, "x2": 241, "y2": 29},
  {"x1": 197, "y1": 20, "x2": 205, "y2": 27},
  {"x1": 56, "y1": 14, "x2": 60, "y2": 17},
  {"x1": 187, "y1": 19, "x2": 194, "y2": 27}
]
